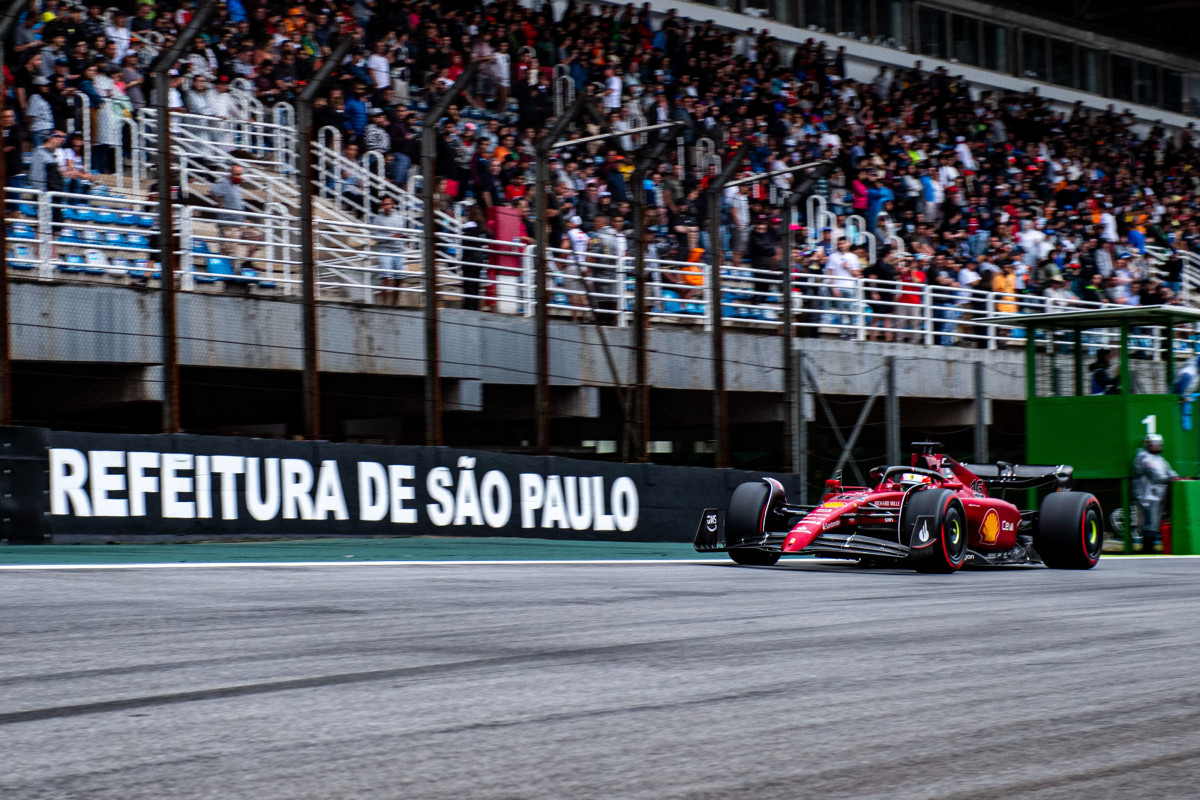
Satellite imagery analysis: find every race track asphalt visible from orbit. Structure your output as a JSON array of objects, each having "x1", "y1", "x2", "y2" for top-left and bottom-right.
[{"x1": 1, "y1": 551, "x2": 1198, "y2": 799}]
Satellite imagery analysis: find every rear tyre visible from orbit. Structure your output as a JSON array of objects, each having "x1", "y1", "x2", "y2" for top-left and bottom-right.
[
  {"x1": 725, "y1": 481, "x2": 784, "y2": 567},
  {"x1": 902, "y1": 488, "x2": 969, "y2": 573},
  {"x1": 1036, "y1": 492, "x2": 1103, "y2": 569},
  {"x1": 728, "y1": 548, "x2": 781, "y2": 567}
]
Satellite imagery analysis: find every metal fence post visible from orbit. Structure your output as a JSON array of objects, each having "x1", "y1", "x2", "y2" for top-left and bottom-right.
[
  {"x1": 707, "y1": 142, "x2": 751, "y2": 468},
  {"x1": 150, "y1": 0, "x2": 216, "y2": 434},
  {"x1": 421, "y1": 61, "x2": 479, "y2": 448},
  {"x1": 974, "y1": 360, "x2": 988, "y2": 464},
  {"x1": 0, "y1": 0, "x2": 24, "y2": 426},
  {"x1": 295, "y1": 35, "x2": 355, "y2": 441},
  {"x1": 796, "y1": 349, "x2": 807, "y2": 505},
  {"x1": 886, "y1": 356, "x2": 900, "y2": 467}
]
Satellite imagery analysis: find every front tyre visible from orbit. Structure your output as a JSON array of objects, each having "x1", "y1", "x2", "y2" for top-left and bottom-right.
[
  {"x1": 1036, "y1": 492, "x2": 1103, "y2": 569},
  {"x1": 902, "y1": 488, "x2": 969, "y2": 573},
  {"x1": 724, "y1": 480, "x2": 785, "y2": 567},
  {"x1": 728, "y1": 548, "x2": 781, "y2": 566}
]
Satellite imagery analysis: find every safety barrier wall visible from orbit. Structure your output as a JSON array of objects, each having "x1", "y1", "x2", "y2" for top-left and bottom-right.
[{"x1": 0, "y1": 426, "x2": 800, "y2": 544}]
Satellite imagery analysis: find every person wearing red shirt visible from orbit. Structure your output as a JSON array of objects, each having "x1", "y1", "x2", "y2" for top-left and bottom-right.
[{"x1": 896, "y1": 256, "x2": 927, "y2": 343}]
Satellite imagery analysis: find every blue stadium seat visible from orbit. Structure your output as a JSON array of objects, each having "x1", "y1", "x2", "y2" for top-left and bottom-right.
[
  {"x1": 137, "y1": 215, "x2": 155, "y2": 228},
  {"x1": 103, "y1": 231, "x2": 126, "y2": 247},
  {"x1": 195, "y1": 256, "x2": 235, "y2": 283},
  {"x1": 9, "y1": 244, "x2": 35, "y2": 270},
  {"x1": 11, "y1": 223, "x2": 36, "y2": 239},
  {"x1": 109, "y1": 258, "x2": 130, "y2": 274},
  {"x1": 95, "y1": 210, "x2": 118, "y2": 225},
  {"x1": 126, "y1": 233, "x2": 149, "y2": 249},
  {"x1": 17, "y1": 203, "x2": 36, "y2": 218},
  {"x1": 117, "y1": 212, "x2": 138, "y2": 226},
  {"x1": 59, "y1": 253, "x2": 85, "y2": 273},
  {"x1": 82, "y1": 249, "x2": 107, "y2": 274},
  {"x1": 129, "y1": 258, "x2": 160, "y2": 279},
  {"x1": 193, "y1": 240, "x2": 211, "y2": 254},
  {"x1": 56, "y1": 227, "x2": 80, "y2": 243},
  {"x1": 81, "y1": 228, "x2": 103, "y2": 245}
]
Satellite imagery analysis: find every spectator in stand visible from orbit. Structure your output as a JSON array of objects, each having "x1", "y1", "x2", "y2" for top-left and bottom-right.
[
  {"x1": 824, "y1": 237, "x2": 860, "y2": 336},
  {"x1": 3, "y1": 0, "x2": 1199, "y2": 341},
  {"x1": 28, "y1": 129, "x2": 64, "y2": 193},
  {"x1": 208, "y1": 163, "x2": 263, "y2": 274},
  {"x1": 25, "y1": 77, "x2": 54, "y2": 146},
  {"x1": 370, "y1": 194, "x2": 407, "y2": 306},
  {"x1": 58, "y1": 131, "x2": 93, "y2": 195}
]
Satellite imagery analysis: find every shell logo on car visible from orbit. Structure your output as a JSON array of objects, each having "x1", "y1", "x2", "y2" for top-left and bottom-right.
[
  {"x1": 980, "y1": 509, "x2": 1000, "y2": 545},
  {"x1": 821, "y1": 502, "x2": 846, "y2": 509}
]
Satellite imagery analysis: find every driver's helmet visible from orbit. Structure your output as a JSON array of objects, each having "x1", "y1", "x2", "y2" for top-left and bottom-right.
[
  {"x1": 1145, "y1": 433, "x2": 1164, "y2": 453},
  {"x1": 898, "y1": 472, "x2": 932, "y2": 490}
]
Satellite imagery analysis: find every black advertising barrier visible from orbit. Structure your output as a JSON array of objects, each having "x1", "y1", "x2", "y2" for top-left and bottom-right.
[{"x1": 0, "y1": 427, "x2": 803, "y2": 544}]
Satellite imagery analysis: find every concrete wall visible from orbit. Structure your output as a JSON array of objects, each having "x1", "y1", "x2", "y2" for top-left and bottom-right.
[{"x1": 11, "y1": 281, "x2": 1026, "y2": 402}]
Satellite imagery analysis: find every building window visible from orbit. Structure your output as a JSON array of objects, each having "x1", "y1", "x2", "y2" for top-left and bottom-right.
[
  {"x1": 805, "y1": 0, "x2": 837, "y2": 30},
  {"x1": 917, "y1": 6, "x2": 947, "y2": 59},
  {"x1": 1022, "y1": 33, "x2": 1047, "y2": 80},
  {"x1": 1163, "y1": 70, "x2": 1183, "y2": 113},
  {"x1": 874, "y1": 0, "x2": 904, "y2": 46},
  {"x1": 1135, "y1": 61, "x2": 1159, "y2": 107},
  {"x1": 983, "y1": 23, "x2": 1009, "y2": 73},
  {"x1": 951, "y1": 16, "x2": 979, "y2": 66},
  {"x1": 842, "y1": 0, "x2": 871, "y2": 39},
  {"x1": 1050, "y1": 40, "x2": 1075, "y2": 88},
  {"x1": 1112, "y1": 56, "x2": 1134, "y2": 101},
  {"x1": 1078, "y1": 48, "x2": 1100, "y2": 94}
]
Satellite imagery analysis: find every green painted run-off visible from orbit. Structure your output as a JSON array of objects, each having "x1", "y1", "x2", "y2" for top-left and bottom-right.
[{"x1": 0, "y1": 537, "x2": 709, "y2": 566}]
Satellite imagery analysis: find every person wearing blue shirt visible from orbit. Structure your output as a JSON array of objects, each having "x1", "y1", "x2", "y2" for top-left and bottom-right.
[
  {"x1": 344, "y1": 84, "x2": 368, "y2": 137},
  {"x1": 1126, "y1": 226, "x2": 1146, "y2": 254},
  {"x1": 866, "y1": 178, "x2": 893, "y2": 235},
  {"x1": 226, "y1": 0, "x2": 247, "y2": 24}
]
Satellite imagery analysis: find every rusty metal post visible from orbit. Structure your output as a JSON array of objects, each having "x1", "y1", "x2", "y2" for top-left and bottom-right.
[
  {"x1": 295, "y1": 35, "x2": 355, "y2": 441},
  {"x1": 628, "y1": 134, "x2": 675, "y2": 461},
  {"x1": 420, "y1": 61, "x2": 478, "y2": 447},
  {"x1": 0, "y1": 0, "x2": 26, "y2": 426},
  {"x1": 150, "y1": 0, "x2": 216, "y2": 434},
  {"x1": 533, "y1": 91, "x2": 589, "y2": 455},
  {"x1": 706, "y1": 142, "x2": 751, "y2": 468}
]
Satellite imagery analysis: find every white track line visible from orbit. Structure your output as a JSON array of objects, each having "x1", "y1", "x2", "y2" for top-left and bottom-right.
[
  {"x1": 0, "y1": 555, "x2": 1194, "y2": 570},
  {"x1": 0, "y1": 559, "x2": 735, "y2": 570}
]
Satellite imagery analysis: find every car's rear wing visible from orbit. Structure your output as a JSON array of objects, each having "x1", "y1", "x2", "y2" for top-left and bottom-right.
[{"x1": 960, "y1": 462, "x2": 1073, "y2": 490}]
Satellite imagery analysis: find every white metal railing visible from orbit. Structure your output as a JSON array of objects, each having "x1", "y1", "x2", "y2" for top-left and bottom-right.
[
  {"x1": 7, "y1": 189, "x2": 1199, "y2": 357},
  {"x1": 182, "y1": 203, "x2": 298, "y2": 293}
]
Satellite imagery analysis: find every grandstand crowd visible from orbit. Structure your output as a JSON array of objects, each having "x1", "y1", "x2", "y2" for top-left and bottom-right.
[{"x1": 2, "y1": 0, "x2": 1199, "y2": 334}]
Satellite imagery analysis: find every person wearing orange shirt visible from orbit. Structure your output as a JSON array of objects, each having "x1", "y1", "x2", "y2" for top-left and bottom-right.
[{"x1": 992, "y1": 260, "x2": 1018, "y2": 316}]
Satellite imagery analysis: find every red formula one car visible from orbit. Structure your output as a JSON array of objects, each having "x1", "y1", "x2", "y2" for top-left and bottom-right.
[{"x1": 695, "y1": 443, "x2": 1103, "y2": 572}]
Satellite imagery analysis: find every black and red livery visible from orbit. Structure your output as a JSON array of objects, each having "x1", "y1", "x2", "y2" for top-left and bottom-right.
[{"x1": 695, "y1": 443, "x2": 1103, "y2": 572}]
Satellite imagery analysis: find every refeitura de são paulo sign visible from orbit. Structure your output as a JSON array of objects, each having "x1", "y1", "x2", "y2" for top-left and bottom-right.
[{"x1": 47, "y1": 449, "x2": 640, "y2": 533}]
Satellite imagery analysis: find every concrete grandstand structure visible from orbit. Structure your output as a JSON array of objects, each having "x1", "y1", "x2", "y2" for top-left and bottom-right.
[{"x1": 4, "y1": 0, "x2": 1200, "y2": 478}]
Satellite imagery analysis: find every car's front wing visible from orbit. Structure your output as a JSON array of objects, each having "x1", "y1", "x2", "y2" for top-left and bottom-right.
[{"x1": 696, "y1": 524, "x2": 911, "y2": 561}]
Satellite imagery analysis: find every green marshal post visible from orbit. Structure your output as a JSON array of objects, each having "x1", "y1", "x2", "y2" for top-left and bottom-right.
[{"x1": 979, "y1": 305, "x2": 1200, "y2": 554}]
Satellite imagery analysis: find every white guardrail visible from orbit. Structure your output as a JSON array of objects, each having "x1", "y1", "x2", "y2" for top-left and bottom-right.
[{"x1": 8, "y1": 184, "x2": 1199, "y2": 357}]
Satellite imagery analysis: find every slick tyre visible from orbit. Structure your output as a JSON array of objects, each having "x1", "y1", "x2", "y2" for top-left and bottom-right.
[
  {"x1": 1036, "y1": 492, "x2": 1103, "y2": 569},
  {"x1": 728, "y1": 548, "x2": 781, "y2": 567},
  {"x1": 725, "y1": 481, "x2": 784, "y2": 566},
  {"x1": 725, "y1": 481, "x2": 777, "y2": 547},
  {"x1": 902, "y1": 488, "x2": 968, "y2": 573}
]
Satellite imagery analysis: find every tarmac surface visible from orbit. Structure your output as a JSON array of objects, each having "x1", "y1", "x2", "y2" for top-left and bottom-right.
[{"x1": 1, "y1": 543, "x2": 1198, "y2": 799}]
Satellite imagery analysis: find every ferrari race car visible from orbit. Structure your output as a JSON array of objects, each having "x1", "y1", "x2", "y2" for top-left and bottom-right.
[{"x1": 695, "y1": 443, "x2": 1103, "y2": 572}]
